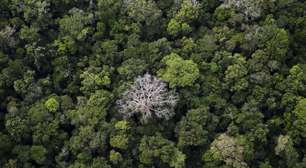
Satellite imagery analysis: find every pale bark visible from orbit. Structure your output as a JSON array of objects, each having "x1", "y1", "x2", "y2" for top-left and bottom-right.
[{"x1": 117, "y1": 73, "x2": 178, "y2": 123}]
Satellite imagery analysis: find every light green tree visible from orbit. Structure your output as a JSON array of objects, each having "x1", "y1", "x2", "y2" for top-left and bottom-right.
[
  {"x1": 45, "y1": 97, "x2": 59, "y2": 112},
  {"x1": 159, "y1": 53, "x2": 199, "y2": 88}
]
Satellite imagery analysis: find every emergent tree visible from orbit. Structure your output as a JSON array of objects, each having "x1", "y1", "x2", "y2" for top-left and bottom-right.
[{"x1": 117, "y1": 73, "x2": 178, "y2": 123}]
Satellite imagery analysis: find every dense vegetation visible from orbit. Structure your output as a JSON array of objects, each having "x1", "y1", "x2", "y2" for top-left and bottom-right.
[{"x1": 0, "y1": 0, "x2": 306, "y2": 167}]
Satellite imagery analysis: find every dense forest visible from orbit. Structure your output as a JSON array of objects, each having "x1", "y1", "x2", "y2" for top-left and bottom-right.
[{"x1": 0, "y1": 0, "x2": 306, "y2": 167}]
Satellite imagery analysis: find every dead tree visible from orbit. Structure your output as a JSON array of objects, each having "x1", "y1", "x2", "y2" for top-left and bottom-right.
[{"x1": 117, "y1": 73, "x2": 178, "y2": 123}]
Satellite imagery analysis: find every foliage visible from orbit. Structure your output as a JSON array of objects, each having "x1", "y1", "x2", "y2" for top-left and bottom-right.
[
  {"x1": 0, "y1": 0, "x2": 306, "y2": 167},
  {"x1": 45, "y1": 97, "x2": 59, "y2": 112},
  {"x1": 80, "y1": 67, "x2": 111, "y2": 94},
  {"x1": 158, "y1": 53, "x2": 199, "y2": 88},
  {"x1": 203, "y1": 133, "x2": 249, "y2": 168},
  {"x1": 139, "y1": 134, "x2": 186, "y2": 168}
]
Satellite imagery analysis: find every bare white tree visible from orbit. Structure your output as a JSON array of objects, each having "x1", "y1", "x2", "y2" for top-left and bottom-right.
[{"x1": 117, "y1": 73, "x2": 178, "y2": 123}]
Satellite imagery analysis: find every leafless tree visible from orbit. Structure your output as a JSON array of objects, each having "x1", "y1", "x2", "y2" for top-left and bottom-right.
[{"x1": 117, "y1": 73, "x2": 178, "y2": 123}]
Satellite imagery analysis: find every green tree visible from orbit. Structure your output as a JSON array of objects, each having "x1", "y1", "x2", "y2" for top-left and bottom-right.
[
  {"x1": 80, "y1": 67, "x2": 111, "y2": 94},
  {"x1": 58, "y1": 8, "x2": 94, "y2": 41},
  {"x1": 224, "y1": 54, "x2": 249, "y2": 92},
  {"x1": 287, "y1": 98, "x2": 306, "y2": 139},
  {"x1": 176, "y1": 107, "x2": 213, "y2": 148},
  {"x1": 110, "y1": 121, "x2": 131, "y2": 150},
  {"x1": 203, "y1": 133, "x2": 249, "y2": 168},
  {"x1": 159, "y1": 53, "x2": 199, "y2": 88},
  {"x1": 30, "y1": 145, "x2": 47, "y2": 164},
  {"x1": 126, "y1": 0, "x2": 162, "y2": 26},
  {"x1": 45, "y1": 97, "x2": 59, "y2": 112},
  {"x1": 139, "y1": 134, "x2": 186, "y2": 168},
  {"x1": 0, "y1": 132, "x2": 13, "y2": 159},
  {"x1": 109, "y1": 150, "x2": 123, "y2": 164},
  {"x1": 275, "y1": 135, "x2": 299, "y2": 167},
  {"x1": 167, "y1": 0, "x2": 200, "y2": 36}
]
